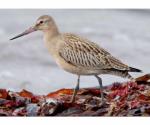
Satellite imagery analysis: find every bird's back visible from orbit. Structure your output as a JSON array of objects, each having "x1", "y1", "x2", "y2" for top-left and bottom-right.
[
  {"x1": 59, "y1": 33, "x2": 128, "y2": 70},
  {"x1": 51, "y1": 33, "x2": 141, "y2": 78}
]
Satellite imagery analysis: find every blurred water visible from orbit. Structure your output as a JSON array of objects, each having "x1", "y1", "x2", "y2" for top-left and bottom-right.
[{"x1": 0, "y1": 9, "x2": 149, "y2": 94}]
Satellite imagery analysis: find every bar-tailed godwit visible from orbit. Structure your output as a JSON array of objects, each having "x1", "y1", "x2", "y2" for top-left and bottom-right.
[{"x1": 10, "y1": 15, "x2": 142, "y2": 104}]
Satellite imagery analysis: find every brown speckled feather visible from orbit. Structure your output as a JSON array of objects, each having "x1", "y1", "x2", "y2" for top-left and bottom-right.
[{"x1": 59, "y1": 33, "x2": 130, "y2": 71}]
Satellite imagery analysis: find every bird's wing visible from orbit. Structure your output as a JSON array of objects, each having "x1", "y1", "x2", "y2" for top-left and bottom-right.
[{"x1": 59, "y1": 33, "x2": 130, "y2": 71}]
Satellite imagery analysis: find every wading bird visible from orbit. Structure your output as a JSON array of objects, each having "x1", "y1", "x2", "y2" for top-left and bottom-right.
[{"x1": 10, "y1": 15, "x2": 142, "y2": 104}]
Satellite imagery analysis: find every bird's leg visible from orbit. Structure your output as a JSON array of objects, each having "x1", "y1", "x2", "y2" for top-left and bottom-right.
[
  {"x1": 71, "y1": 75, "x2": 80, "y2": 103},
  {"x1": 95, "y1": 75, "x2": 105, "y2": 105}
]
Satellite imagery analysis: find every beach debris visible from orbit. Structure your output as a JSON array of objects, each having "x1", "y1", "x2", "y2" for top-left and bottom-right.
[{"x1": 0, "y1": 74, "x2": 150, "y2": 116}]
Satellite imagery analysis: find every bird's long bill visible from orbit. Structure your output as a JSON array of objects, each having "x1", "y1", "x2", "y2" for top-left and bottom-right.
[{"x1": 10, "y1": 27, "x2": 36, "y2": 40}]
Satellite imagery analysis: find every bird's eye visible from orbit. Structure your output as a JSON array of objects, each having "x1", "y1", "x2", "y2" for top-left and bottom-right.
[{"x1": 39, "y1": 21, "x2": 44, "y2": 24}]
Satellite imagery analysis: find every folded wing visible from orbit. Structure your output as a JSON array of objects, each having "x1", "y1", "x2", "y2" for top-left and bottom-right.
[{"x1": 59, "y1": 33, "x2": 130, "y2": 71}]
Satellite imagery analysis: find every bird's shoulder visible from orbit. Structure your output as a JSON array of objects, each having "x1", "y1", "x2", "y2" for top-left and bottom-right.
[{"x1": 62, "y1": 33, "x2": 110, "y2": 56}]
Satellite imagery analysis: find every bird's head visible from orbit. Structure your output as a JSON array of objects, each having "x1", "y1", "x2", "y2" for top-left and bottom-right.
[
  {"x1": 10, "y1": 15, "x2": 57, "y2": 40},
  {"x1": 35, "y1": 15, "x2": 56, "y2": 31}
]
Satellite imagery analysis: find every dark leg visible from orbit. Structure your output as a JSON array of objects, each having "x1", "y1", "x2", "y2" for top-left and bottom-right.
[
  {"x1": 71, "y1": 75, "x2": 80, "y2": 103},
  {"x1": 95, "y1": 75, "x2": 104, "y2": 104}
]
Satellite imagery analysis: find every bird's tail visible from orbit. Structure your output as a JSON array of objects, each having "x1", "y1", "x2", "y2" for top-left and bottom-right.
[{"x1": 129, "y1": 67, "x2": 142, "y2": 72}]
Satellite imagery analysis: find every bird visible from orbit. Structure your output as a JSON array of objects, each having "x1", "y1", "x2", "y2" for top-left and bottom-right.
[{"x1": 10, "y1": 15, "x2": 142, "y2": 104}]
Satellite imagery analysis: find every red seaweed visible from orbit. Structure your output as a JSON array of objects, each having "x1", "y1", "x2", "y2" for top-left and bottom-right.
[{"x1": 0, "y1": 74, "x2": 150, "y2": 116}]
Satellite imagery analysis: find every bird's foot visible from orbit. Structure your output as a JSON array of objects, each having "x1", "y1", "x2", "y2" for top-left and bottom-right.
[
  {"x1": 98, "y1": 98, "x2": 107, "y2": 107},
  {"x1": 69, "y1": 96, "x2": 76, "y2": 103}
]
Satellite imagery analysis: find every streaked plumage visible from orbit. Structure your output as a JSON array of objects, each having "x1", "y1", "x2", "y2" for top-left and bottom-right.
[
  {"x1": 59, "y1": 33, "x2": 140, "y2": 78},
  {"x1": 10, "y1": 15, "x2": 142, "y2": 104},
  {"x1": 61, "y1": 33, "x2": 128, "y2": 70}
]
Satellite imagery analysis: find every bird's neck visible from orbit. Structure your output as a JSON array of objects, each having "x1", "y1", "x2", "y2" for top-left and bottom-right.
[
  {"x1": 43, "y1": 27, "x2": 61, "y2": 56},
  {"x1": 43, "y1": 27, "x2": 60, "y2": 41}
]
